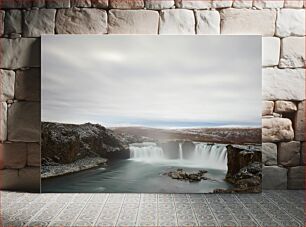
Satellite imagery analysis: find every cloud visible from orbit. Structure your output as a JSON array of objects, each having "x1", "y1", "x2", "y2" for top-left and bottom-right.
[{"x1": 42, "y1": 35, "x2": 261, "y2": 128}]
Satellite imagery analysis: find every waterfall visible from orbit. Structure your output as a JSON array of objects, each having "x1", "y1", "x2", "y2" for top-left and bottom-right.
[{"x1": 129, "y1": 142, "x2": 227, "y2": 170}]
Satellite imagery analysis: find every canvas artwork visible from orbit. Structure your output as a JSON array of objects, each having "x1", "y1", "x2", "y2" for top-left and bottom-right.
[{"x1": 41, "y1": 35, "x2": 262, "y2": 193}]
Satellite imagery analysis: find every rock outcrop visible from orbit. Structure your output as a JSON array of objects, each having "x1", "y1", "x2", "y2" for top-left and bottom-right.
[
  {"x1": 41, "y1": 122, "x2": 129, "y2": 164},
  {"x1": 223, "y1": 145, "x2": 262, "y2": 192}
]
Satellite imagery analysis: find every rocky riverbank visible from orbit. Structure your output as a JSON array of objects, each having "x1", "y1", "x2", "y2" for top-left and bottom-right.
[{"x1": 41, "y1": 157, "x2": 107, "y2": 179}]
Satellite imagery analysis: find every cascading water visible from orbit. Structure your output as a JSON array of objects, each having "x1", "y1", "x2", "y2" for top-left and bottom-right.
[{"x1": 129, "y1": 142, "x2": 227, "y2": 170}]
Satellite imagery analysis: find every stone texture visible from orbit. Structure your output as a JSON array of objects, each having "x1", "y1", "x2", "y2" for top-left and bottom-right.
[
  {"x1": 262, "y1": 68, "x2": 305, "y2": 101},
  {"x1": 232, "y1": 0, "x2": 252, "y2": 8},
  {"x1": 220, "y1": 9, "x2": 276, "y2": 36},
  {"x1": 0, "y1": 69, "x2": 15, "y2": 102},
  {"x1": 253, "y1": 0, "x2": 284, "y2": 8},
  {"x1": 23, "y1": 9, "x2": 56, "y2": 37},
  {"x1": 0, "y1": 102, "x2": 7, "y2": 142},
  {"x1": 175, "y1": 0, "x2": 212, "y2": 9},
  {"x1": 284, "y1": 0, "x2": 304, "y2": 8},
  {"x1": 0, "y1": 143, "x2": 27, "y2": 169},
  {"x1": 159, "y1": 9, "x2": 195, "y2": 34},
  {"x1": 262, "y1": 37, "x2": 280, "y2": 66},
  {"x1": 262, "y1": 118, "x2": 294, "y2": 142},
  {"x1": 32, "y1": 0, "x2": 46, "y2": 8},
  {"x1": 4, "y1": 9, "x2": 22, "y2": 35},
  {"x1": 288, "y1": 166, "x2": 304, "y2": 189},
  {"x1": 276, "y1": 9, "x2": 305, "y2": 37},
  {"x1": 195, "y1": 10, "x2": 220, "y2": 34},
  {"x1": 275, "y1": 100, "x2": 297, "y2": 113},
  {"x1": 108, "y1": 10, "x2": 159, "y2": 34},
  {"x1": 212, "y1": 0, "x2": 233, "y2": 8},
  {"x1": 262, "y1": 166, "x2": 288, "y2": 189},
  {"x1": 91, "y1": 0, "x2": 108, "y2": 8},
  {"x1": 294, "y1": 101, "x2": 305, "y2": 141},
  {"x1": 280, "y1": 37, "x2": 305, "y2": 68},
  {"x1": 262, "y1": 101, "x2": 274, "y2": 116},
  {"x1": 71, "y1": 0, "x2": 92, "y2": 7},
  {"x1": 15, "y1": 69, "x2": 41, "y2": 101},
  {"x1": 56, "y1": 8, "x2": 107, "y2": 34},
  {"x1": 0, "y1": 0, "x2": 32, "y2": 9},
  {"x1": 0, "y1": 168, "x2": 40, "y2": 192},
  {"x1": 262, "y1": 143, "x2": 277, "y2": 166},
  {"x1": 0, "y1": 38, "x2": 40, "y2": 69},
  {"x1": 110, "y1": 0, "x2": 144, "y2": 8},
  {"x1": 145, "y1": 0, "x2": 175, "y2": 9},
  {"x1": 8, "y1": 102, "x2": 40, "y2": 142},
  {"x1": 27, "y1": 143, "x2": 40, "y2": 167},
  {"x1": 301, "y1": 142, "x2": 305, "y2": 165},
  {"x1": 46, "y1": 0, "x2": 70, "y2": 8},
  {"x1": 278, "y1": 141, "x2": 301, "y2": 167},
  {"x1": 0, "y1": 10, "x2": 4, "y2": 35}
]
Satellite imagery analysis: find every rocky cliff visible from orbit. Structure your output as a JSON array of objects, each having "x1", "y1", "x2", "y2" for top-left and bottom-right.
[{"x1": 41, "y1": 122, "x2": 130, "y2": 164}]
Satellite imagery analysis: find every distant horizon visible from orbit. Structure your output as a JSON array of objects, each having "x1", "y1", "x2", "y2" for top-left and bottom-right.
[{"x1": 42, "y1": 35, "x2": 261, "y2": 129}]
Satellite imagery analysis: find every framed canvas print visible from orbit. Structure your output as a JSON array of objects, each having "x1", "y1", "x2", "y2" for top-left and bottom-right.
[{"x1": 41, "y1": 35, "x2": 262, "y2": 193}]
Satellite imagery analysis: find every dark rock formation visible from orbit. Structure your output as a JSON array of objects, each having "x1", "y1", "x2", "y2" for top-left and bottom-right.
[
  {"x1": 41, "y1": 122, "x2": 129, "y2": 164},
  {"x1": 182, "y1": 141, "x2": 195, "y2": 159},
  {"x1": 158, "y1": 141, "x2": 179, "y2": 159},
  {"x1": 222, "y1": 145, "x2": 262, "y2": 193},
  {"x1": 165, "y1": 168, "x2": 208, "y2": 182}
]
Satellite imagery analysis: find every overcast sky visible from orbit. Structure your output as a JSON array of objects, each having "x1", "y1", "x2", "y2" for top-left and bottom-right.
[{"x1": 42, "y1": 35, "x2": 261, "y2": 128}]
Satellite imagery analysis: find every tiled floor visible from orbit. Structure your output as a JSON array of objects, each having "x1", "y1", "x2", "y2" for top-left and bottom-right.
[{"x1": 1, "y1": 190, "x2": 304, "y2": 226}]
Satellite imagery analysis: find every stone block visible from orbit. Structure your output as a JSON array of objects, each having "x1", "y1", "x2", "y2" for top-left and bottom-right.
[
  {"x1": 253, "y1": 0, "x2": 284, "y2": 8},
  {"x1": 232, "y1": 0, "x2": 253, "y2": 8},
  {"x1": 262, "y1": 142, "x2": 277, "y2": 166},
  {"x1": 294, "y1": 101, "x2": 305, "y2": 141},
  {"x1": 0, "y1": 69, "x2": 15, "y2": 102},
  {"x1": 32, "y1": 0, "x2": 46, "y2": 8},
  {"x1": 278, "y1": 141, "x2": 301, "y2": 167},
  {"x1": 262, "y1": 68, "x2": 305, "y2": 101},
  {"x1": 301, "y1": 142, "x2": 305, "y2": 165},
  {"x1": 0, "y1": 168, "x2": 40, "y2": 192},
  {"x1": 46, "y1": 0, "x2": 70, "y2": 8},
  {"x1": 108, "y1": 10, "x2": 159, "y2": 34},
  {"x1": 27, "y1": 143, "x2": 40, "y2": 167},
  {"x1": 0, "y1": 143, "x2": 27, "y2": 169},
  {"x1": 262, "y1": 101, "x2": 274, "y2": 116},
  {"x1": 15, "y1": 69, "x2": 41, "y2": 102},
  {"x1": 0, "y1": 102, "x2": 7, "y2": 142},
  {"x1": 145, "y1": 0, "x2": 175, "y2": 9},
  {"x1": 175, "y1": 0, "x2": 212, "y2": 9},
  {"x1": 284, "y1": 0, "x2": 304, "y2": 8},
  {"x1": 212, "y1": 0, "x2": 233, "y2": 8},
  {"x1": 56, "y1": 8, "x2": 107, "y2": 34},
  {"x1": 262, "y1": 166, "x2": 288, "y2": 189},
  {"x1": 288, "y1": 166, "x2": 304, "y2": 189},
  {"x1": 0, "y1": 38, "x2": 40, "y2": 69},
  {"x1": 262, "y1": 37, "x2": 280, "y2": 67},
  {"x1": 23, "y1": 9, "x2": 56, "y2": 37},
  {"x1": 159, "y1": 9, "x2": 195, "y2": 34},
  {"x1": 8, "y1": 102, "x2": 40, "y2": 142},
  {"x1": 274, "y1": 101, "x2": 297, "y2": 113},
  {"x1": 195, "y1": 10, "x2": 220, "y2": 34},
  {"x1": 280, "y1": 37, "x2": 305, "y2": 68},
  {"x1": 71, "y1": 0, "x2": 92, "y2": 7},
  {"x1": 4, "y1": 9, "x2": 22, "y2": 35},
  {"x1": 0, "y1": 10, "x2": 4, "y2": 35},
  {"x1": 109, "y1": 0, "x2": 144, "y2": 8},
  {"x1": 262, "y1": 118, "x2": 294, "y2": 142},
  {"x1": 0, "y1": 0, "x2": 32, "y2": 9},
  {"x1": 91, "y1": 0, "x2": 108, "y2": 8},
  {"x1": 276, "y1": 9, "x2": 305, "y2": 37},
  {"x1": 220, "y1": 8, "x2": 276, "y2": 36}
]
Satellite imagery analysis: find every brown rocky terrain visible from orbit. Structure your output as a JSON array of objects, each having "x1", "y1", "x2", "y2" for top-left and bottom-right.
[{"x1": 112, "y1": 127, "x2": 262, "y2": 144}]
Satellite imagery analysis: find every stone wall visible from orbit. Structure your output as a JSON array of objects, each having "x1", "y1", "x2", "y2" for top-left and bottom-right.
[{"x1": 0, "y1": 0, "x2": 305, "y2": 192}]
